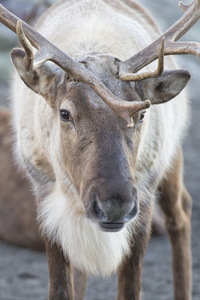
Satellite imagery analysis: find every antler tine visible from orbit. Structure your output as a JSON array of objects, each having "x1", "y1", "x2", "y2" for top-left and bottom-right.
[
  {"x1": 16, "y1": 20, "x2": 34, "y2": 71},
  {"x1": 121, "y1": 37, "x2": 165, "y2": 81},
  {"x1": 0, "y1": 4, "x2": 151, "y2": 127},
  {"x1": 119, "y1": 0, "x2": 200, "y2": 79},
  {"x1": 179, "y1": 1, "x2": 190, "y2": 12}
]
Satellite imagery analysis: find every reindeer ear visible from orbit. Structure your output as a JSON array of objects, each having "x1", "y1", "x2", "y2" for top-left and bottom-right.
[
  {"x1": 10, "y1": 48, "x2": 64, "y2": 108},
  {"x1": 140, "y1": 70, "x2": 191, "y2": 104}
]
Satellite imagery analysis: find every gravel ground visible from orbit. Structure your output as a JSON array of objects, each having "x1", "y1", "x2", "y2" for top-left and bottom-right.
[{"x1": 0, "y1": 0, "x2": 199, "y2": 299}]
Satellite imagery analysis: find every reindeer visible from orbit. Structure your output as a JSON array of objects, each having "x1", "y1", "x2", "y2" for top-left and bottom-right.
[{"x1": 0, "y1": 0, "x2": 200, "y2": 299}]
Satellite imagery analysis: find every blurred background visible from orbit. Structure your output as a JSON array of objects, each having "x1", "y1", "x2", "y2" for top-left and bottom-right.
[{"x1": 0, "y1": 0, "x2": 199, "y2": 299}]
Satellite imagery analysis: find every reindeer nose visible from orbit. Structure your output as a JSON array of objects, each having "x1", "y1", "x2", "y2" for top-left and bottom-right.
[{"x1": 89, "y1": 186, "x2": 138, "y2": 232}]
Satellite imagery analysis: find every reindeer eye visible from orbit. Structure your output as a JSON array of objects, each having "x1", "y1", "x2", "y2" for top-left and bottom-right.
[
  {"x1": 139, "y1": 111, "x2": 146, "y2": 123},
  {"x1": 60, "y1": 109, "x2": 73, "y2": 122}
]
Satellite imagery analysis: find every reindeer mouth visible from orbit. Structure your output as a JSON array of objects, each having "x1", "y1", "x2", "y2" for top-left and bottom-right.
[{"x1": 99, "y1": 222, "x2": 125, "y2": 232}]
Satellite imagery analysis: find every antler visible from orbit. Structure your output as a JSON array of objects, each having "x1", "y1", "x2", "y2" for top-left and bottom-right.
[
  {"x1": 119, "y1": 0, "x2": 200, "y2": 81},
  {"x1": 0, "y1": 5, "x2": 150, "y2": 128}
]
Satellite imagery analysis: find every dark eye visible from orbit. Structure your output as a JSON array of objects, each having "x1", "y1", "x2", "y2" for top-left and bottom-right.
[
  {"x1": 139, "y1": 111, "x2": 146, "y2": 123},
  {"x1": 60, "y1": 109, "x2": 73, "y2": 122}
]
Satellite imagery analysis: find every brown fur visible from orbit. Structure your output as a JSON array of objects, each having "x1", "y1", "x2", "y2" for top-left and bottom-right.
[
  {"x1": 117, "y1": 201, "x2": 152, "y2": 300},
  {"x1": 45, "y1": 238, "x2": 75, "y2": 300},
  {"x1": 0, "y1": 109, "x2": 44, "y2": 251},
  {"x1": 158, "y1": 149, "x2": 192, "y2": 300}
]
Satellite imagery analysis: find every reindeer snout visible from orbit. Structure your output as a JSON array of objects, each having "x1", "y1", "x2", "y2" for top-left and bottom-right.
[{"x1": 86, "y1": 184, "x2": 138, "y2": 232}]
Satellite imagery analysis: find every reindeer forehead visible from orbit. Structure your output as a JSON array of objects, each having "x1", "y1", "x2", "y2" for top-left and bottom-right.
[
  {"x1": 68, "y1": 54, "x2": 136, "y2": 100},
  {"x1": 79, "y1": 54, "x2": 120, "y2": 80},
  {"x1": 61, "y1": 55, "x2": 139, "y2": 115}
]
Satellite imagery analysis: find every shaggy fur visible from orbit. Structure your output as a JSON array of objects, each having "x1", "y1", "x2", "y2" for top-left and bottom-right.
[
  {"x1": 11, "y1": 0, "x2": 189, "y2": 272},
  {"x1": 8, "y1": 0, "x2": 193, "y2": 298}
]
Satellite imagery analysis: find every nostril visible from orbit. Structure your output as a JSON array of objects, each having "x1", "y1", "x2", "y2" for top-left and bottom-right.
[
  {"x1": 93, "y1": 196, "x2": 105, "y2": 219},
  {"x1": 124, "y1": 201, "x2": 138, "y2": 222}
]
